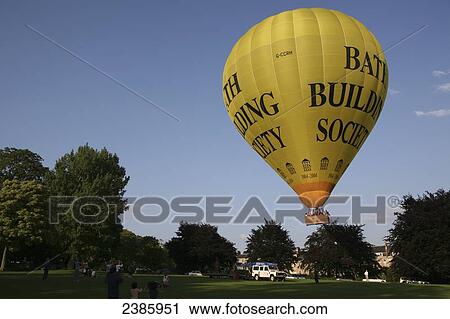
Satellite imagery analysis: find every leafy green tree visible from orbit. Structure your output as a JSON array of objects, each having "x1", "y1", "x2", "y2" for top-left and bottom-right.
[
  {"x1": 300, "y1": 224, "x2": 379, "y2": 278},
  {"x1": 116, "y1": 229, "x2": 140, "y2": 267},
  {"x1": 387, "y1": 189, "x2": 450, "y2": 283},
  {"x1": 0, "y1": 148, "x2": 49, "y2": 271},
  {"x1": 138, "y1": 236, "x2": 172, "y2": 271},
  {"x1": 116, "y1": 230, "x2": 173, "y2": 271},
  {"x1": 166, "y1": 223, "x2": 237, "y2": 273},
  {"x1": 50, "y1": 145, "x2": 129, "y2": 265},
  {"x1": 0, "y1": 148, "x2": 48, "y2": 186},
  {"x1": 245, "y1": 220, "x2": 296, "y2": 271},
  {"x1": 0, "y1": 180, "x2": 48, "y2": 270}
]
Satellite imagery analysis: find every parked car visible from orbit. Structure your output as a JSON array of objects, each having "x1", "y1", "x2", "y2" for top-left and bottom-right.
[
  {"x1": 400, "y1": 277, "x2": 429, "y2": 284},
  {"x1": 188, "y1": 271, "x2": 203, "y2": 277},
  {"x1": 250, "y1": 262, "x2": 286, "y2": 281},
  {"x1": 135, "y1": 267, "x2": 153, "y2": 274},
  {"x1": 286, "y1": 274, "x2": 306, "y2": 280},
  {"x1": 238, "y1": 269, "x2": 252, "y2": 280}
]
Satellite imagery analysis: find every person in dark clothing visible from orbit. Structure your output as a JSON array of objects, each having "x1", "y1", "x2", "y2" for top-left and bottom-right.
[
  {"x1": 42, "y1": 259, "x2": 50, "y2": 280},
  {"x1": 147, "y1": 281, "x2": 159, "y2": 299},
  {"x1": 106, "y1": 266, "x2": 123, "y2": 298},
  {"x1": 73, "y1": 259, "x2": 81, "y2": 282},
  {"x1": 314, "y1": 270, "x2": 320, "y2": 284},
  {"x1": 127, "y1": 264, "x2": 136, "y2": 277}
]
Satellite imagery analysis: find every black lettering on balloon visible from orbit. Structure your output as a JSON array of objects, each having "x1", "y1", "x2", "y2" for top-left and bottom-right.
[
  {"x1": 344, "y1": 46, "x2": 360, "y2": 70},
  {"x1": 316, "y1": 118, "x2": 328, "y2": 142},
  {"x1": 259, "y1": 91, "x2": 279, "y2": 115},
  {"x1": 329, "y1": 82, "x2": 347, "y2": 107},
  {"x1": 309, "y1": 83, "x2": 327, "y2": 107},
  {"x1": 223, "y1": 73, "x2": 241, "y2": 106}
]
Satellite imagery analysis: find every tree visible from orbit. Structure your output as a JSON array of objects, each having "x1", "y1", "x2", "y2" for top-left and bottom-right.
[
  {"x1": 50, "y1": 145, "x2": 129, "y2": 265},
  {"x1": 245, "y1": 220, "x2": 296, "y2": 271},
  {"x1": 387, "y1": 189, "x2": 450, "y2": 283},
  {"x1": 139, "y1": 236, "x2": 171, "y2": 270},
  {"x1": 0, "y1": 148, "x2": 48, "y2": 186},
  {"x1": 116, "y1": 230, "x2": 173, "y2": 271},
  {"x1": 0, "y1": 180, "x2": 48, "y2": 270},
  {"x1": 0, "y1": 148, "x2": 49, "y2": 271},
  {"x1": 166, "y1": 223, "x2": 237, "y2": 273},
  {"x1": 116, "y1": 229, "x2": 140, "y2": 268},
  {"x1": 300, "y1": 224, "x2": 379, "y2": 279}
]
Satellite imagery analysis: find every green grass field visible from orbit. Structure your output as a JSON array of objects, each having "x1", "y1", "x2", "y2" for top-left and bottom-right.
[{"x1": 0, "y1": 270, "x2": 449, "y2": 299}]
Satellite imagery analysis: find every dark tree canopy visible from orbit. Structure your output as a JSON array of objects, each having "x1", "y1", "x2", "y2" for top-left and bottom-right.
[
  {"x1": 50, "y1": 145, "x2": 129, "y2": 197},
  {"x1": 300, "y1": 224, "x2": 379, "y2": 278},
  {"x1": 245, "y1": 220, "x2": 297, "y2": 271},
  {"x1": 387, "y1": 189, "x2": 450, "y2": 283},
  {"x1": 116, "y1": 229, "x2": 140, "y2": 268},
  {"x1": 166, "y1": 223, "x2": 237, "y2": 273},
  {"x1": 116, "y1": 229, "x2": 173, "y2": 271},
  {"x1": 0, "y1": 148, "x2": 53, "y2": 270},
  {"x1": 50, "y1": 145, "x2": 130, "y2": 263},
  {"x1": 0, "y1": 148, "x2": 48, "y2": 186},
  {"x1": 0, "y1": 180, "x2": 48, "y2": 250}
]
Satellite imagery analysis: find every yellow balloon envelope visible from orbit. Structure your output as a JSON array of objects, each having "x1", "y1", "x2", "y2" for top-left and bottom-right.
[{"x1": 222, "y1": 8, "x2": 388, "y2": 210}]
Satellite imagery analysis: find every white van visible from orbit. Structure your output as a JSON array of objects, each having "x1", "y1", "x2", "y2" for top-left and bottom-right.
[{"x1": 250, "y1": 263, "x2": 286, "y2": 281}]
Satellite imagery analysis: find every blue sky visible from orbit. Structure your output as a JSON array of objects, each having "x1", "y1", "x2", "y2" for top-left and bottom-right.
[{"x1": 1, "y1": 0, "x2": 450, "y2": 251}]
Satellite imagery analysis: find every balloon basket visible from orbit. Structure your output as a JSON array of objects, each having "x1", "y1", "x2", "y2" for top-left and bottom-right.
[{"x1": 305, "y1": 209, "x2": 330, "y2": 226}]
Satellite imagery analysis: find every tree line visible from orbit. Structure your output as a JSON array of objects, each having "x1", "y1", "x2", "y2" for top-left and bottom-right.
[{"x1": 1, "y1": 146, "x2": 449, "y2": 283}]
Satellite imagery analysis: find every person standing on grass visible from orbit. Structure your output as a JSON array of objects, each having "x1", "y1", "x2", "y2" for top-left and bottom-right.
[
  {"x1": 42, "y1": 259, "x2": 50, "y2": 280},
  {"x1": 147, "y1": 281, "x2": 159, "y2": 299},
  {"x1": 106, "y1": 263, "x2": 123, "y2": 299},
  {"x1": 127, "y1": 263, "x2": 136, "y2": 277},
  {"x1": 314, "y1": 270, "x2": 319, "y2": 284},
  {"x1": 162, "y1": 274, "x2": 170, "y2": 288},
  {"x1": 130, "y1": 282, "x2": 142, "y2": 299},
  {"x1": 74, "y1": 259, "x2": 81, "y2": 282}
]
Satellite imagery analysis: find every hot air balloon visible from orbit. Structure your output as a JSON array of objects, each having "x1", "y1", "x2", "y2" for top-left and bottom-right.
[{"x1": 222, "y1": 8, "x2": 388, "y2": 225}]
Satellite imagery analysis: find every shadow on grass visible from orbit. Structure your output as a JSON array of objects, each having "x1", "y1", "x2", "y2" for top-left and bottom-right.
[
  {"x1": 0, "y1": 272, "x2": 449, "y2": 299},
  {"x1": 160, "y1": 278, "x2": 450, "y2": 299}
]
